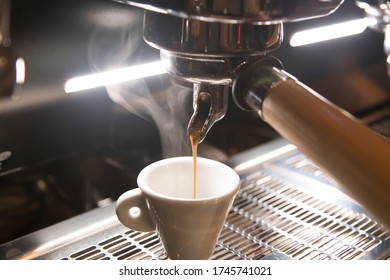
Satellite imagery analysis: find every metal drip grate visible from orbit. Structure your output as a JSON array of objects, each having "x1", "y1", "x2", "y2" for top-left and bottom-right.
[
  {"x1": 63, "y1": 231, "x2": 167, "y2": 260},
  {"x1": 223, "y1": 172, "x2": 389, "y2": 260},
  {"x1": 61, "y1": 168, "x2": 390, "y2": 260},
  {"x1": 274, "y1": 152, "x2": 338, "y2": 186}
]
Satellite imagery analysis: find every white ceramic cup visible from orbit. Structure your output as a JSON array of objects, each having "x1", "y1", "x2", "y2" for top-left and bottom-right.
[{"x1": 116, "y1": 156, "x2": 240, "y2": 260}]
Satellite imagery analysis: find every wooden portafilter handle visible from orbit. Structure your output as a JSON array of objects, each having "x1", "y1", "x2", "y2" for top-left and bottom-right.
[{"x1": 232, "y1": 58, "x2": 390, "y2": 229}]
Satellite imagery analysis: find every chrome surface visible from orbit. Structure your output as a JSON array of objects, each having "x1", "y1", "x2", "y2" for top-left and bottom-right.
[
  {"x1": 159, "y1": 52, "x2": 240, "y2": 85},
  {"x1": 143, "y1": 11, "x2": 283, "y2": 57},
  {"x1": 1, "y1": 137, "x2": 389, "y2": 260},
  {"x1": 114, "y1": 0, "x2": 345, "y2": 24}
]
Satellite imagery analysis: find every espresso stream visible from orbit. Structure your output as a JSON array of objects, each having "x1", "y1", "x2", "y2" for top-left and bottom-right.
[
  {"x1": 189, "y1": 92, "x2": 211, "y2": 199},
  {"x1": 189, "y1": 134, "x2": 199, "y2": 199}
]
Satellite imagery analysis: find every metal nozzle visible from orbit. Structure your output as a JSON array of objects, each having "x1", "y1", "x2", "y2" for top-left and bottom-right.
[{"x1": 187, "y1": 83, "x2": 229, "y2": 144}]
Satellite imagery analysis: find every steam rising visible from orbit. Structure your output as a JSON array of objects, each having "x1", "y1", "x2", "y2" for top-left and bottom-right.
[{"x1": 87, "y1": 14, "x2": 191, "y2": 158}]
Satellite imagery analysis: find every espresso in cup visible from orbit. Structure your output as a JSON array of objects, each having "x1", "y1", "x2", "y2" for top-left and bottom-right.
[{"x1": 116, "y1": 156, "x2": 240, "y2": 260}]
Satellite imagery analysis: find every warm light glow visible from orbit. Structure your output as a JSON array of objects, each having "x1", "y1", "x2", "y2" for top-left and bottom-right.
[
  {"x1": 16, "y1": 57, "x2": 25, "y2": 84},
  {"x1": 290, "y1": 18, "x2": 376, "y2": 47},
  {"x1": 64, "y1": 61, "x2": 166, "y2": 93}
]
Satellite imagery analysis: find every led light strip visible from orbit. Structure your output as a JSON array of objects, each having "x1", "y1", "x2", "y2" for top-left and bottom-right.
[
  {"x1": 64, "y1": 61, "x2": 166, "y2": 93},
  {"x1": 290, "y1": 18, "x2": 376, "y2": 47}
]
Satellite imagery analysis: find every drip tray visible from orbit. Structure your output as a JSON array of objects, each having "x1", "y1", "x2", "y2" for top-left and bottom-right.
[{"x1": 1, "y1": 138, "x2": 389, "y2": 260}]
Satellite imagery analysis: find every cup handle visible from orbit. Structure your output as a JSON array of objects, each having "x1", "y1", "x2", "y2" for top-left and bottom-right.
[{"x1": 115, "y1": 188, "x2": 155, "y2": 232}]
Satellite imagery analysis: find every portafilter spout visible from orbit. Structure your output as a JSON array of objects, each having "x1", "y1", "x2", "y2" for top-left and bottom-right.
[{"x1": 187, "y1": 83, "x2": 229, "y2": 144}]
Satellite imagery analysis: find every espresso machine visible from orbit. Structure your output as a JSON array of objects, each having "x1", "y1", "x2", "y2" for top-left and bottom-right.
[
  {"x1": 0, "y1": 0, "x2": 390, "y2": 260},
  {"x1": 108, "y1": 0, "x2": 390, "y2": 230}
]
